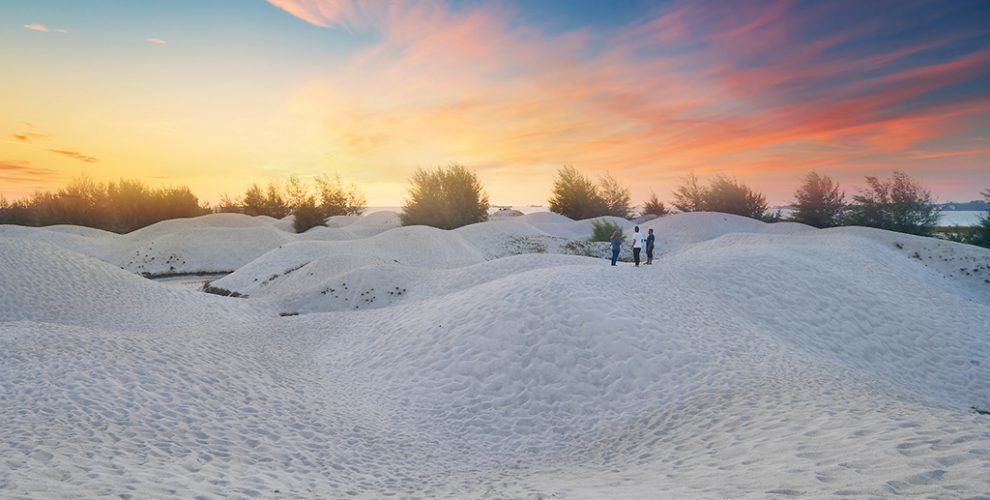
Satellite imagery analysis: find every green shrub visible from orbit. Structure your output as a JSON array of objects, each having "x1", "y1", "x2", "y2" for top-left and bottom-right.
[
  {"x1": 791, "y1": 171, "x2": 845, "y2": 228},
  {"x1": 401, "y1": 164, "x2": 489, "y2": 229},
  {"x1": 315, "y1": 174, "x2": 366, "y2": 217},
  {"x1": 844, "y1": 171, "x2": 940, "y2": 236},
  {"x1": 642, "y1": 192, "x2": 669, "y2": 217},
  {"x1": 590, "y1": 219, "x2": 623, "y2": 242},
  {"x1": 599, "y1": 172, "x2": 633, "y2": 218},
  {"x1": 549, "y1": 166, "x2": 633, "y2": 220},
  {"x1": 672, "y1": 173, "x2": 768, "y2": 219},
  {"x1": 549, "y1": 165, "x2": 605, "y2": 219},
  {"x1": 292, "y1": 195, "x2": 326, "y2": 233},
  {"x1": 0, "y1": 176, "x2": 205, "y2": 232}
]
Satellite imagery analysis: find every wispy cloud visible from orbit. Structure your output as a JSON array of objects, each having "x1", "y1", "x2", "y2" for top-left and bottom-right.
[
  {"x1": 49, "y1": 149, "x2": 98, "y2": 163},
  {"x1": 23, "y1": 24, "x2": 68, "y2": 33},
  {"x1": 144, "y1": 37, "x2": 167, "y2": 45},
  {"x1": 908, "y1": 147, "x2": 990, "y2": 160},
  {"x1": 10, "y1": 133, "x2": 50, "y2": 143},
  {"x1": 0, "y1": 160, "x2": 59, "y2": 185},
  {"x1": 267, "y1": 0, "x2": 387, "y2": 31}
]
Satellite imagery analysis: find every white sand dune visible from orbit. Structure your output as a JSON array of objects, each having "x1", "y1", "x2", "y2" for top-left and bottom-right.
[
  {"x1": 1, "y1": 211, "x2": 989, "y2": 498},
  {"x1": 0, "y1": 212, "x2": 402, "y2": 276},
  {"x1": 0, "y1": 239, "x2": 269, "y2": 331}
]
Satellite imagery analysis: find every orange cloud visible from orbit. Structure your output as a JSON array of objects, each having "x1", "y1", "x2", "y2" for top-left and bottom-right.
[
  {"x1": 49, "y1": 149, "x2": 98, "y2": 163},
  {"x1": 10, "y1": 132, "x2": 50, "y2": 144},
  {"x1": 0, "y1": 160, "x2": 59, "y2": 185}
]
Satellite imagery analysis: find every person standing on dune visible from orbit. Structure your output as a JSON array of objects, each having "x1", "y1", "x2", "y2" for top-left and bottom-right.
[
  {"x1": 609, "y1": 230, "x2": 622, "y2": 266},
  {"x1": 631, "y1": 226, "x2": 643, "y2": 267},
  {"x1": 645, "y1": 228, "x2": 655, "y2": 265}
]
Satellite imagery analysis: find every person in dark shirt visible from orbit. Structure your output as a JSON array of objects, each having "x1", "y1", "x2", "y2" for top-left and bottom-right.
[{"x1": 645, "y1": 228, "x2": 655, "y2": 265}]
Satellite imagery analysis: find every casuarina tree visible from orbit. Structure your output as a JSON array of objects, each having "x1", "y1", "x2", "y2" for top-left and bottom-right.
[
  {"x1": 791, "y1": 171, "x2": 845, "y2": 228},
  {"x1": 548, "y1": 165, "x2": 607, "y2": 220},
  {"x1": 672, "y1": 173, "x2": 769, "y2": 219},
  {"x1": 598, "y1": 172, "x2": 633, "y2": 219},
  {"x1": 844, "y1": 170, "x2": 941, "y2": 235},
  {"x1": 641, "y1": 192, "x2": 669, "y2": 217},
  {"x1": 401, "y1": 164, "x2": 490, "y2": 229}
]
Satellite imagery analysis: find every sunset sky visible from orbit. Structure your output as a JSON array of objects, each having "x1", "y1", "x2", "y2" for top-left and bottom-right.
[{"x1": 3, "y1": 0, "x2": 989, "y2": 206}]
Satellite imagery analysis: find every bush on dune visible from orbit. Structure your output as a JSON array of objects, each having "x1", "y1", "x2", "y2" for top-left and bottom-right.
[
  {"x1": 401, "y1": 164, "x2": 490, "y2": 229},
  {"x1": 641, "y1": 192, "x2": 669, "y2": 217},
  {"x1": 671, "y1": 173, "x2": 707, "y2": 213},
  {"x1": 549, "y1": 166, "x2": 632, "y2": 220},
  {"x1": 239, "y1": 181, "x2": 290, "y2": 218},
  {"x1": 672, "y1": 173, "x2": 770, "y2": 220},
  {"x1": 292, "y1": 195, "x2": 326, "y2": 233},
  {"x1": 220, "y1": 174, "x2": 366, "y2": 231},
  {"x1": 0, "y1": 176, "x2": 206, "y2": 232},
  {"x1": 790, "y1": 171, "x2": 845, "y2": 228},
  {"x1": 844, "y1": 171, "x2": 941, "y2": 236},
  {"x1": 315, "y1": 174, "x2": 366, "y2": 217},
  {"x1": 599, "y1": 172, "x2": 633, "y2": 219},
  {"x1": 590, "y1": 219, "x2": 623, "y2": 242}
]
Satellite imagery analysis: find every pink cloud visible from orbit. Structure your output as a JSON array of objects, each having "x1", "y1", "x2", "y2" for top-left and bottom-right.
[
  {"x1": 23, "y1": 24, "x2": 68, "y2": 33},
  {"x1": 144, "y1": 37, "x2": 167, "y2": 45},
  {"x1": 271, "y1": 0, "x2": 990, "y2": 203},
  {"x1": 267, "y1": 0, "x2": 390, "y2": 31}
]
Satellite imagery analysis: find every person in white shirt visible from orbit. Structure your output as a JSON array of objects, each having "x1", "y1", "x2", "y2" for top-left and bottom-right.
[{"x1": 631, "y1": 226, "x2": 644, "y2": 267}]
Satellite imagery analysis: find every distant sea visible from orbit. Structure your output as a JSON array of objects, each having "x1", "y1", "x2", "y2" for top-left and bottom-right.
[
  {"x1": 938, "y1": 211, "x2": 984, "y2": 227},
  {"x1": 368, "y1": 206, "x2": 985, "y2": 226},
  {"x1": 776, "y1": 209, "x2": 985, "y2": 227}
]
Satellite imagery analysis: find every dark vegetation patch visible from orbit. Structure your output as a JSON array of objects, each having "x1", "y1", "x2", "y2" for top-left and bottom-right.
[
  {"x1": 142, "y1": 270, "x2": 232, "y2": 279},
  {"x1": 202, "y1": 283, "x2": 245, "y2": 298}
]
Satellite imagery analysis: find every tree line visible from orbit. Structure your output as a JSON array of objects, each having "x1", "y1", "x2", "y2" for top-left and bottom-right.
[
  {"x1": 215, "y1": 175, "x2": 366, "y2": 233},
  {"x1": 544, "y1": 166, "x2": 976, "y2": 238},
  {"x1": 2, "y1": 166, "x2": 988, "y2": 248},
  {"x1": 0, "y1": 174, "x2": 367, "y2": 234},
  {"x1": 0, "y1": 177, "x2": 206, "y2": 233},
  {"x1": 393, "y1": 164, "x2": 989, "y2": 247}
]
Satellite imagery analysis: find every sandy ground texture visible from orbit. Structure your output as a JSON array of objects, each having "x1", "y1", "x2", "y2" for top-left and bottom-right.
[{"x1": 1, "y1": 211, "x2": 989, "y2": 498}]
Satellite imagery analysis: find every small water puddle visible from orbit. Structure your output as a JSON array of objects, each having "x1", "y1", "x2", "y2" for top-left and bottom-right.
[{"x1": 150, "y1": 273, "x2": 230, "y2": 292}]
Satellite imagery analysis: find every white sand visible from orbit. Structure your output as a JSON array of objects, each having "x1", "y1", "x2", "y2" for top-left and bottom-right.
[{"x1": 1, "y1": 211, "x2": 989, "y2": 498}]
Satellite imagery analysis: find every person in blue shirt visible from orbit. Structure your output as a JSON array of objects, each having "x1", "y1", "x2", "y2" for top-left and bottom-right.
[
  {"x1": 609, "y1": 230, "x2": 622, "y2": 266},
  {"x1": 645, "y1": 228, "x2": 655, "y2": 265}
]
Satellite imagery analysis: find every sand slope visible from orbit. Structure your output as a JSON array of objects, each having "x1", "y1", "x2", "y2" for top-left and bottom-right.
[{"x1": 1, "y1": 211, "x2": 988, "y2": 498}]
